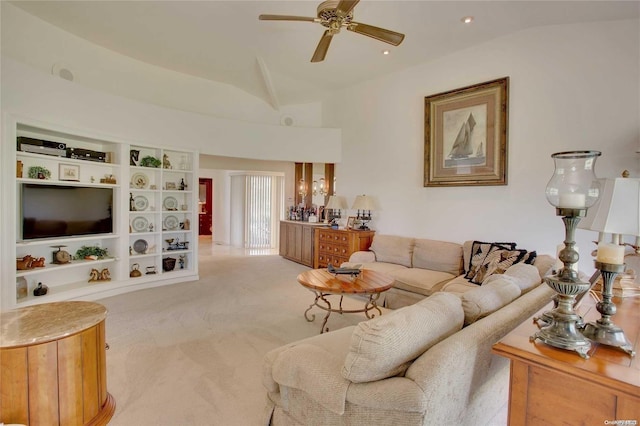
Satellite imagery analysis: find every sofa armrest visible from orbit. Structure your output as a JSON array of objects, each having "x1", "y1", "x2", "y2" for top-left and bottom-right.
[
  {"x1": 346, "y1": 376, "x2": 427, "y2": 412},
  {"x1": 348, "y1": 251, "x2": 376, "y2": 263}
]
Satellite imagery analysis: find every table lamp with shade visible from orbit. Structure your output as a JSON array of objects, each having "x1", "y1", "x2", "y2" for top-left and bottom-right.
[
  {"x1": 577, "y1": 175, "x2": 639, "y2": 357},
  {"x1": 325, "y1": 195, "x2": 347, "y2": 226},
  {"x1": 351, "y1": 195, "x2": 374, "y2": 230}
]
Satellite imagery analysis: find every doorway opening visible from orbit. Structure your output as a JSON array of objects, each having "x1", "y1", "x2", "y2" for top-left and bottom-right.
[{"x1": 199, "y1": 178, "x2": 213, "y2": 236}]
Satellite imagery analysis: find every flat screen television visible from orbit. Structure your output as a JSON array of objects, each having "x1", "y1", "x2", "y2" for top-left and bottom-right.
[{"x1": 21, "y1": 184, "x2": 114, "y2": 240}]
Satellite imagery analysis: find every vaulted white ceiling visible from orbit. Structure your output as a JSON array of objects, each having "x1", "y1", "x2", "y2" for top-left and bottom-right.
[{"x1": 10, "y1": 0, "x2": 639, "y2": 107}]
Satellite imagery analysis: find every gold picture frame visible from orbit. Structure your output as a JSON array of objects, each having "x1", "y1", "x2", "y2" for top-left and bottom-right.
[{"x1": 424, "y1": 77, "x2": 509, "y2": 187}]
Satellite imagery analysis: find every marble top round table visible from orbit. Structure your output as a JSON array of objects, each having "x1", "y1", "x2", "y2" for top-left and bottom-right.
[{"x1": 0, "y1": 301, "x2": 107, "y2": 348}]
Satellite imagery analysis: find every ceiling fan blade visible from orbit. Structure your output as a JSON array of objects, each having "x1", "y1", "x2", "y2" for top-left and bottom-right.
[
  {"x1": 259, "y1": 14, "x2": 317, "y2": 22},
  {"x1": 336, "y1": 0, "x2": 360, "y2": 17},
  {"x1": 348, "y1": 22, "x2": 405, "y2": 46},
  {"x1": 311, "y1": 30, "x2": 333, "y2": 63}
]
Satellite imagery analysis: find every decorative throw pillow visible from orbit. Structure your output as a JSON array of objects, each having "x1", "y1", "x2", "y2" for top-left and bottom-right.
[
  {"x1": 469, "y1": 244, "x2": 527, "y2": 285},
  {"x1": 519, "y1": 250, "x2": 537, "y2": 265},
  {"x1": 465, "y1": 241, "x2": 516, "y2": 281},
  {"x1": 342, "y1": 292, "x2": 464, "y2": 383}
]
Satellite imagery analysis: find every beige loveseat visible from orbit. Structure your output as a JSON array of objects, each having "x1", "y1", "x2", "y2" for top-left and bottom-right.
[
  {"x1": 263, "y1": 237, "x2": 556, "y2": 426},
  {"x1": 343, "y1": 235, "x2": 554, "y2": 309}
]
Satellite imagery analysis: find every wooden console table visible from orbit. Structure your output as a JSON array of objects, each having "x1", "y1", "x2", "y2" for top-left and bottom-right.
[
  {"x1": 493, "y1": 293, "x2": 639, "y2": 425},
  {"x1": 0, "y1": 301, "x2": 115, "y2": 425}
]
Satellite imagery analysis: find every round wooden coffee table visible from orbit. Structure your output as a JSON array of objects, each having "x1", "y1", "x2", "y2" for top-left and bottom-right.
[{"x1": 297, "y1": 269, "x2": 394, "y2": 333}]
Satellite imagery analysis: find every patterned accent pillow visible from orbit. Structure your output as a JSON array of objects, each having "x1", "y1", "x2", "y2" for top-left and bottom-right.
[
  {"x1": 465, "y1": 241, "x2": 516, "y2": 281},
  {"x1": 469, "y1": 245, "x2": 528, "y2": 285},
  {"x1": 520, "y1": 250, "x2": 537, "y2": 265}
]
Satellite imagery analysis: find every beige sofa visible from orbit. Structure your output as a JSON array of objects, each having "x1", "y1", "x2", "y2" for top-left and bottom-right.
[
  {"x1": 343, "y1": 235, "x2": 554, "y2": 309},
  {"x1": 263, "y1": 236, "x2": 556, "y2": 426}
]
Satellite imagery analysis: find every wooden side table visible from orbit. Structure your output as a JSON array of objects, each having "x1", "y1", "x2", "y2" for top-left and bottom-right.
[
  {"x1": 297, "y1": 269, "x2": 394, "y2": 333},
  {"x1": 492, "y1": 293, "x2": 640, "y2": 425},
  {"x1": 0, "y1": 301, "x2": 115, "y2": 425}
]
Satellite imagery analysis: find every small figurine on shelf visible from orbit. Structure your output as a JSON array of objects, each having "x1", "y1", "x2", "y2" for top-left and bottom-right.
[
  {"x1": 31, "y1": 257, "x2": 46, "y2": 268},
  {"x1": 130, "y1": 149, "x2": 140, "y2": 166},
  {"x1": 163, "y1": 153, "x2": 172, "y2": 169},
  {"x1": 179, "y1": 255, "x2": 185, "y2": 269},
  {"x1": 33, "y1": 282, "x2": 48, "y2": 296},
  {"x1": 184, "y1": 218, "x2": 190, "y2": 230},
  {"x1": 149, "y1": 223, "x2": 154, "y2": 232},
  {"x1": 99, "y1": 268, "x2": 111, "y2": 281}
]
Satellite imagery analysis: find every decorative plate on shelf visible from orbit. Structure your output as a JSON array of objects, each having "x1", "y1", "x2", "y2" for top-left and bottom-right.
[
  {"x1": 131, "y1": 216, "x2": 149, "y2": 232},
  {"x1": 133, "y1": 239, "x2": 148, "y2": 254},
  {"x1": 163, "y1": 196, "x2": 178, "y2": 211},
  {"x1": 131, "y1": 172, "x2": 149, "y2": 189},
  {"x1": 163, "y1": 215, "x2": 179, "y2": 230},
  {"x1": 133, "y1": 195, "x2": 149, "y2": 211}
]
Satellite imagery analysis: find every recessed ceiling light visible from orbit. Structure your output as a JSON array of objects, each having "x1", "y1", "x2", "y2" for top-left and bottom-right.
[
  {"x1": 461, "y1": 16, "x2": 474, "y2": 24},
  {"x1": 382, "y1": 50, "x2": 390, "y2": 55}
]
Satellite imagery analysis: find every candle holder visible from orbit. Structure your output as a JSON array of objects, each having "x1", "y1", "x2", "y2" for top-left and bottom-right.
[
  {"x1": 581, "y1": 261, "x2": 635, "y2": 357},
  {"x1": 531, "y1": 150, "x2": 601, "y2": 359},
  {"x1": 531, "y1": 208, "x2": 592, "y2": 358}
]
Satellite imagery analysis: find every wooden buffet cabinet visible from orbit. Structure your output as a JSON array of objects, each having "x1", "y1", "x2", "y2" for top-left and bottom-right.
[
  {"x1": 279, "y1": 221, "x2": 325, "y2": 267},
  {"x1": 492, "y1": 293, "x2": 640, "y2": 425},
  {"x1": 314, "y1": 228, "x2": 375, "y2": 269},
  {"x1": 0, "y1": 301, "x2": 115, "y2": 425},
  {"x1": 279, "y1": 221, "x2": 375, "y2": 269}
]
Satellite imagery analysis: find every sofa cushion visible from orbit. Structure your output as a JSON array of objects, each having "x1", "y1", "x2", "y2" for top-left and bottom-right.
[
  {"x1": 469, "y1": 245, "x2": 529, "y2": 284},
  {"x1": 342, "y1": 292, "x2": 464, "y2": 383},
  {"x1": 440, "y1": 275, "x2": 479, "y2": 295},
  {"x1": 465, "y1": 241, "x2": 516, "y2": 279},
  {"x1": 370, "y1": 235, "x2": 415, "y2": 267},
  {"x1": 502, "y1": 263, "x2": 543, "y2": 293},
  {"x1": 390, "y1": 268, "x2": 456, "y2": 296},
  {"x1": 460, "y1": 278, "x2": 522, "y2": 325},
  {"x1": 412, "y1": 239, "x2": 463, "y2": 276}
]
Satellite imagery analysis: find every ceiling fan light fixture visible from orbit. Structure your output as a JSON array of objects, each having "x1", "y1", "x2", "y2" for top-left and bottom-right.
[
  {"x1": 461, "y1": 16, "x2": 474, "y2": 24},
  {"x1": 259, "y1": 0, "x2": 406, "y2": 62}
]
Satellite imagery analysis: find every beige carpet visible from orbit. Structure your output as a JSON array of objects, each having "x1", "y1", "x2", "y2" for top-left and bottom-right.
[{"x1": 102, "y1": 250, "x2": 373, "y2": 425}]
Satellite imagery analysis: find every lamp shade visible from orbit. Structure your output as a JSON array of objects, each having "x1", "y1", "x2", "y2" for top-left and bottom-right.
[
  {"x1": 578, "y1": 177, "x2": 640, "y2": 236},
  {"x1": 351, "y1": 195, "x2": 375, "y2": 211},
  {"x1": 325, "y1": 195, "x2": 347, "y2": 210}
]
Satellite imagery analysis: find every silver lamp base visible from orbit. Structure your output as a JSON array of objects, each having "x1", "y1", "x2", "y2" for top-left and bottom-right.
[
  {"x1": 580, "y1": 262, "x2": 635, "y2": 357},
  {"x1": 530, "y1": 275, "x2": 592, "y2": 359},
  {"x1": 581, "y1": 322, "x2": 635, "y2": 356}
]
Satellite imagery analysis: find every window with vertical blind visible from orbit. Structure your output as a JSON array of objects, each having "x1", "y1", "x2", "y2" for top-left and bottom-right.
[{"x1": 245, "y1": 174, "x2": 284, "y2": 249}]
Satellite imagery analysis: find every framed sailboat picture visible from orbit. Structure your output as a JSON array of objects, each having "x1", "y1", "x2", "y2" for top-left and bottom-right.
[{"x1": 424, "y1": 77, "x2": 509, "y2": 187}]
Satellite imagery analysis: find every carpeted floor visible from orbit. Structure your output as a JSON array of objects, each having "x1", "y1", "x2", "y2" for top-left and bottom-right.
[{"x1": 102, "y1": 247, "x2": 370, "y2": 425}]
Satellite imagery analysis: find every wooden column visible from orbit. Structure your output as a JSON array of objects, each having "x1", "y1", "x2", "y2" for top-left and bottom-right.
[
  {"x1": 294, "y1": 163, "x2": 303, "y2": 206},
  {"x1": 324, "y1": 163, "x2": 335, "y2": 205},
  {"x1": 303, "y1": 162, "x2": 313, "y2": 208}
]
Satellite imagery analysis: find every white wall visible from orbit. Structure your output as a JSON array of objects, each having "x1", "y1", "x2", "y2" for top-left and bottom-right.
[
  {"x1": 1, "y1": 57, "x2": 341, "y2": 163},
  {"x1": 0, "y1": 2, "x2": 322, "y2": 126},
  {"x1": 324, "y1": 19, "x2": 640, "y2": 273}
]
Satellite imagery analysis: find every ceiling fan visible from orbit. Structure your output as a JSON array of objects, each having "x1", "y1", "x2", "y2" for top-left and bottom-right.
[{"x1": 259, "y1": 0, "x2": 405, "y2": 63}]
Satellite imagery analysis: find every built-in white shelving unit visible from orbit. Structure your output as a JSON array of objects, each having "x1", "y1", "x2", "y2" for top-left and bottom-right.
[{"x1": 1, "y1": 115, "x2": 199, "y2": 310}]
